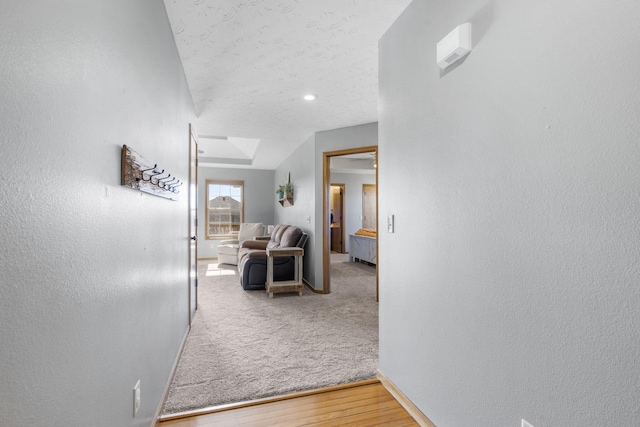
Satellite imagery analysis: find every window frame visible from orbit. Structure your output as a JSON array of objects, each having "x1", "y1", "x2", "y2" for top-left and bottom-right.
[{"x1": 205, "y1": 179, "x2": 245, "y2": 240}]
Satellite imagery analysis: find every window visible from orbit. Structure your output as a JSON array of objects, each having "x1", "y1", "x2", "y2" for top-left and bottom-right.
[{"x1": 206, "y1": 180, "x2": 244, "y2": 239}]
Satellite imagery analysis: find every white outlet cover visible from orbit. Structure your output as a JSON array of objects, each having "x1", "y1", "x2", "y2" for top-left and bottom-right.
[{"x1": 522, "y1": 419, "x2": 534, "y2": 427}]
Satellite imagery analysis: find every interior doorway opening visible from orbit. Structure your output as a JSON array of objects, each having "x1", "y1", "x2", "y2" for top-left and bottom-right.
[
  {"x1": 330, "y1": 184, "x2": 345, "y2": 253},
  {"x1": 322, "y1": 145, "x2": 378, "y2": 299}
]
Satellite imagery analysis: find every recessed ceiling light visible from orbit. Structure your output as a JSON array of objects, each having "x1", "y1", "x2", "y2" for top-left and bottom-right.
[{"x1": 303, "y1": 94, "x2": 317, "y2": 101}]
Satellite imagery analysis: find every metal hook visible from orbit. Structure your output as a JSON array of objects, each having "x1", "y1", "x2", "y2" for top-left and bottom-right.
[
  {"x1": 162, "y1": 177, "x2": 178, "y2": 189},
  {"x1": 150, "y1": 170, "x2": 167, "y2": 185},
  {"x1": 140, "y1": 164, "x2": 158, "y2": 182},
  {"x1": 156, "y1": 174, "x2": 172, "y2": 187},
  {"x1": 170, "y1": 182, "x2": 183, "y2": 193}
]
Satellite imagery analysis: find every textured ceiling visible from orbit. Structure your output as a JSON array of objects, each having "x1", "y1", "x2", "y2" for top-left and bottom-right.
[{"x1": 163, "y1": 0, "x2": 411, "y2": 169}]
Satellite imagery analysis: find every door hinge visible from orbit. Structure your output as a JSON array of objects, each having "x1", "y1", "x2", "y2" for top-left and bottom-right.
[
  {"x1": 195, "y1": 158, "x2": 198, "y2": 167},
  {"x1": 195, "y1": 278, "x2": 198, "y2": 288},
  {"x1": 195, "y1": 218, "x2": 198, "y2": 227}
]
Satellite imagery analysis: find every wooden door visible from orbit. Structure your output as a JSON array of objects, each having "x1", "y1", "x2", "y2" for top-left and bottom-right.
[
  {"x1": 188, "y1": 125, "x2": 198, "y2": 324},
  {"x1": 362, "y1": 184, "x2": 376, "y2": 229},
  {"x1": 330, "y1": 184, "x2": 345, "y2": 253}
]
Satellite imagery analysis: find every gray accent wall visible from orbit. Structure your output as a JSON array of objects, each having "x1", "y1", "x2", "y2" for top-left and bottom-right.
[
  {"x1": 274, "y1": 123, "x2": 378, "y2": 290},
  {"x1": 379, "y1": 0, "x2": 640, "y2": 426},
  {"x1": 273, "y1": 134, "x2": 317, "y2": 284},
  {"x1": 198, "y1": 167, "x2": 275, "y2": 259},
  {"x1": 0, "y1": 2, "x2": 196, "y2": 426}
]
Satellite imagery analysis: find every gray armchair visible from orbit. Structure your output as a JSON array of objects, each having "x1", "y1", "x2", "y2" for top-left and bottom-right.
[{"x1": 238, "y1": 224, "x2": 308, "y2": 293}]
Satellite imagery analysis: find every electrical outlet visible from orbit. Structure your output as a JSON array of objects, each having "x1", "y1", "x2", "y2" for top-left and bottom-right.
[
  {"x1": 521, "y1": 419, "x2": 534, "y2": 427},
  {"x1": 133, "y1": 380, "x2": 141, "y2": 417},
  {"x1": 306, "y1": 215, "x2": 311, "y2": 224}
]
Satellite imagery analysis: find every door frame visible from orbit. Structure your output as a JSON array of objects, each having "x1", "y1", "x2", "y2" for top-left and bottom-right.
[
  {"x1": 188, "y1": 124, "x2": 199, "y2": 324},
  {"x1": 322, "y1": 145, "x2": 378, "y2": 299}
]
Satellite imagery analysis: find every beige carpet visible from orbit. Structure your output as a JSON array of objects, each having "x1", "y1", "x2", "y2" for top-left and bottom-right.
[{"x1": 161, "y1": 254, "x2": 378, "y2": 415}]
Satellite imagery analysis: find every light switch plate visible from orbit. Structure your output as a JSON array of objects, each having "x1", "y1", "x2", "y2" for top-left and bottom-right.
[
  {"x1": 387, "y1": 215, "x2": 394, "y2": 233},
  {"x1": 522, "y1": 419, "x2": 534, "y2": 427}
]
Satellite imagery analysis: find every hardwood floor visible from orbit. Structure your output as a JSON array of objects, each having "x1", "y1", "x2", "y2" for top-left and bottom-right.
[{"x1": 157, "y1": 382, "x2": 418, "y2": 427}]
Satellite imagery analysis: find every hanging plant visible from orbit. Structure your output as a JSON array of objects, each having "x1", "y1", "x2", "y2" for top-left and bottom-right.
[
  {"x1": 282, "y1": 182, "x2": 293, "y2": 194},
  {"x1": 276, "y1": 183, "x2": 293, "y2": 198}
]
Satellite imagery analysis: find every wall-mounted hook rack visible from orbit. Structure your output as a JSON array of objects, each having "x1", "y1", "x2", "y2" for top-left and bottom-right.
[{"x1": 121, "y1": 145, "x2": 182, "y2": 201}]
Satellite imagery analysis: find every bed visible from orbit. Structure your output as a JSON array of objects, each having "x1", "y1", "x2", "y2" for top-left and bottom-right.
[{"x1": 349, "y1": 228, "x2": 376, "y2": 265}]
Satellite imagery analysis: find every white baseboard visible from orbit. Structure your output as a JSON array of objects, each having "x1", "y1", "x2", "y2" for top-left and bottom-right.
[
  {"x1": 153, "y1": 326, "x2": 191, "y2": 426},
  {"x1": 377, "y1": 369, "x2": 436, "y2": 427}
]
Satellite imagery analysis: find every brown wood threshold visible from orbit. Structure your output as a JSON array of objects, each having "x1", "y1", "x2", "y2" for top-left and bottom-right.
[{"x1": 157, "y1": 378, "x2": 380, "y2": 423}]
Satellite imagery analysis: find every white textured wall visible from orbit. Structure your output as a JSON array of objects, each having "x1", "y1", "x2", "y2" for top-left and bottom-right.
[
  {"x1": 197, "y1": 167, "x2": 275, "y2": 259},
  {"x1": 330, "y1": 172, "x2": 376, "y2": 253},
  {"x1": 378, "y1": 0, "x2": 640, "y2": 426},
  {"x1": 0, "y1": 2, "x2": 196, "y2": 426}
]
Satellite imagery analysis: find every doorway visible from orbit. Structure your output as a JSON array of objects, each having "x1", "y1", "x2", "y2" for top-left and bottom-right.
[
  {"x1": 330, "y1": 184, "x2": 345, "y2": 253},
  {"x1": 322, "y1": 145, "x2": 378, "y2": 299}
]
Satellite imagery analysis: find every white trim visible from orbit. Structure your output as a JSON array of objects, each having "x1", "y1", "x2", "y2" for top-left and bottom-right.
[
  {"x1": 153, "y1": 327, "x2": 191, "y2": 426},
  {"x1": 377, "y1": 369, "x2": 436, "y2": 427}
]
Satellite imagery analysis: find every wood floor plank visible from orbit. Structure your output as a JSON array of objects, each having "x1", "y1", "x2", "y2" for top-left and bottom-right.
[
  {"x1": 334, "y1": 407, "x2": 417, "y2": 426},
  {"x1": 157, "y1": 382, "x2": 418, "y2": 427},
  {"x1": 237, "y1": 394, "x2": 396, "y2": 426},
  {"x1": 234, "y1": 390, "x2": 391, "y2": 424},
  {"x1": 262, "y1": 398, "x2": 401, "y2": 427},
  {"x1": 177, "y1": 390, "x2": 391, "y2": 426},
  {"x1": 169, "y1": 384, "x2": 388, "y2": 425}
]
